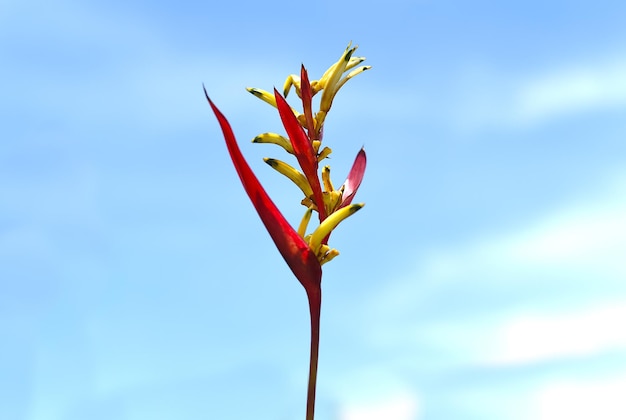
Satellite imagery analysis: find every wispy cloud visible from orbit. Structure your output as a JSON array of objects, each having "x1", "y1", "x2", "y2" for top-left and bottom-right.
[
  {"x1": 513, "y1": 58, "x2": 626, "y2": 124},
  {"x1": 449, "y1": 54, "x2": 626, "y2": 130},
  {"x1": 487, "y1": 302, "x2": 626, "y2": 366},
  {"x1": 0, "y1": 0, "x2": 291, "y2": 135},
  {"x1": 345, "y1": 171, "x2": 626, "y2": 419},
  {"x1": 532, "y1": 376, "x2": 626, "y2": 420},
  {"x1": 362, "y1": 170, "x2": 626, "y2": 366},
  {"x1": 338, "y1": 390, "x2": 420, "y2": 420}
]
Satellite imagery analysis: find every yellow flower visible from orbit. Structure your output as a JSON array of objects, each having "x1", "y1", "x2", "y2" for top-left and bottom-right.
[{"x1": 250, "y1": 42, "x2": 371, "y2": 140}]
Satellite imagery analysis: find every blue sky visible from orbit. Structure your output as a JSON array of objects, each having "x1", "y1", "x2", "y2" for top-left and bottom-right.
[{"x1": 2, "y1": 0, "x2": 626, "y2": 419}]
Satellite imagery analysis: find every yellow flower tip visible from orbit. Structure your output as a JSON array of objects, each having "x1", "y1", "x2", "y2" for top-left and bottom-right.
[
  {"x1": 283, "y1": 77, "x2": 293, "y2": 98},
  {"x1": 345, "y1": 56, "x2": 366, "y2": 72},
  {"x1": 318, "y1": 46, "x2": 361, "y2": 114},
  {"x1": 344, "y1": 47, "x2": 355, "y2": 63},
  {"x1": 320, "y1": 248, "x2": 340, "y2": 265},
  {"x1": 316, "y1": 244, "x2": 331, "y2": 259},
  {"x1": 301, "y1": 197, "x2": 318, "y2": 211},
  {"x1": 321, "y1": 165, "x2": 334, "y2": 192},
  {"x1": 350, "y1": 65, "x2": 372, "y2": 77},
  {"x1": 317, "y1": 146, "x2": 332, "y2": 161},
  {"x1": 297, "y1": 208, "x2": 314, "y2": 238},
  {"x1": 252, "y1": 132, "x2": 294, "y2": 154},
  {"x1": 246, "y1": 87, "x2": 278, "y2": 108},
  {"x1": 283, "y1": 74, "x2": 301, "y2": 98},
  {"x1": 263, "y1": 158, "x2": 313, "y2": 197},
  {"x1": 316, "y1": 244, "x2": 341, "y2": 265},
  {"x1": 322, "y1": 190, "x2": 343, "y2": 216},
  {"x1": 308, "y1": 203, "x2": 364, "y2": 253},
  {"x1": 246, "y1": 87, "x2": 261, "y2": 96}
]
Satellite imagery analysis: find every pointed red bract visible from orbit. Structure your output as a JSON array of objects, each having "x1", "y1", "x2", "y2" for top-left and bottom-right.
[
  {"x1": 299, "y1": 66, "x2": 316, "y2": 141},
  {"x1": 274, "y1": 88, "x2": 327, "y2": 221},
  {"x1": 205, "y1": 88, "x2": 321, "y2": 292},
  {"x1": 339, "y1": 148, "x2": 367, "y2": 208}
]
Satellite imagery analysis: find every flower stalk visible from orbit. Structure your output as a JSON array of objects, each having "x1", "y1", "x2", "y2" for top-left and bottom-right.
[{"x1": 306, "y1": 288, "x2": 321, "y2": 420}]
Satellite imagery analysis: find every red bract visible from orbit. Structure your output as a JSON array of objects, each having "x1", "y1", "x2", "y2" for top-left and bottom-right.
[
  {"x1": 339, "y1": 148, "x2": 367, "y2": 209},
  {"x1": 274, "y1": 88, "x2": 327, "y2": 221},
  {"x1": 299, "y1": 65, "x2": 317, "y2": 140},
  {"x1": 207, "y1": 87, "x2": 324, "y2": 420},
  {"x1": 204, "y1": 87, "x2": 322, "y2": 295}
]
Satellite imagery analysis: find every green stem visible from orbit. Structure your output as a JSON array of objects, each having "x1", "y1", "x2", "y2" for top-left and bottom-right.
[{"x1": 305, "y1": 288, "x2": 321, "y2": 420}]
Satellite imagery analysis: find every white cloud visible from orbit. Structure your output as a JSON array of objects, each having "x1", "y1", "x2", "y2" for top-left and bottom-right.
[
  {"x1": 361, "y1": 171, "x2": 626, "y2": 368},
  {"x1": 533, "y1": 376, "x2": 626, "y2": 420},
  {"x1": 328, "y1": 367, "x2": 420, "y2": 420},
  {"x1": 479, "y1": 187, "x2": 626, "y2": 277},
  {"x1": 480, "y1": 183, "x2": 626, "y2": 366},
  {"x1": 514, "y1": 58, "x2": 626, "y2": 124},
  {"x1": 487, "y1": 302, "x2": 626, "y2": 365},
  {"x1": 339, "y1": 392, "x2": 420, "y2": 420},
  {"x1": 504, "y1": 207, "x2": 626, "y2": 265},
  {"x1": 452, "y1": 54, "x2": 626, "y2": 130},
  {"x1": 393, "y1": 171, "x2": 626, "y2": 294}
]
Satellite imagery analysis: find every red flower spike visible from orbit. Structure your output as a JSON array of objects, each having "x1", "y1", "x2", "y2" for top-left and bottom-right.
[
  {"x1": 299, "y1": 66, "x2": 317, "y2": 141},
  {"x1": 274, "y1": 88, "x2": 327, "y2": 221},
  {"x1": 339, "y1": 148, "x2": 367, "y2": 209},
  {"x1": 205, "y1": 88, "x2": 321, "y2": 293},
  {"x1": 207, "y1": 45, "x2": 370, "y2": 420}
]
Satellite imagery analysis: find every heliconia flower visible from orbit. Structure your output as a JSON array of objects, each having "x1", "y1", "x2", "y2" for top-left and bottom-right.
[
  {"x1": 205, "y1": 87, "x2": 365, "y2": 280},
  {"x1": 206, "y1": 44, "x2": 369, "y2": 420},
  {"x1": 243, "y1": 52, "x2": 368, "y2": 263}
]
